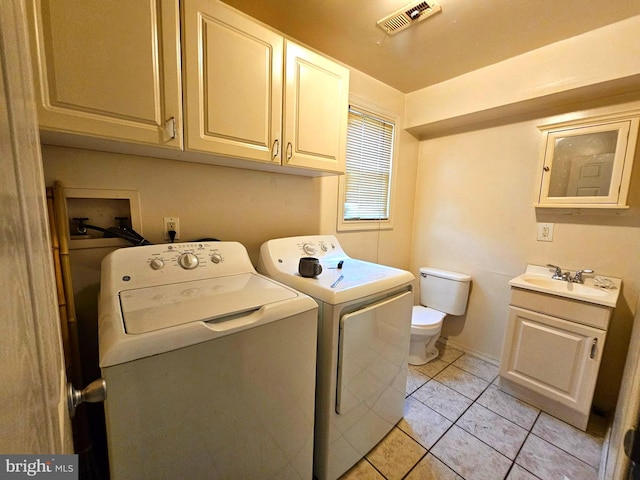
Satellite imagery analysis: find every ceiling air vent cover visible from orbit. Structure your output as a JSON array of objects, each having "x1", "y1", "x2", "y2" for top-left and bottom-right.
[{"x1": 377, "y1": 0, "x2": 441, "y2": 35}]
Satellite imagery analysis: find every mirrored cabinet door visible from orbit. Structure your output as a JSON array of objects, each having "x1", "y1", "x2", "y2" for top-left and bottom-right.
[{"x1": 536, "y1": 115, "x2": 639, "y2": 208}]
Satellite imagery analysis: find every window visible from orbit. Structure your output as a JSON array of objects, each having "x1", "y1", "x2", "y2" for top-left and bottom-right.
[{"x1": 338, "y1": 106, "x2": 396, "y2": 231}]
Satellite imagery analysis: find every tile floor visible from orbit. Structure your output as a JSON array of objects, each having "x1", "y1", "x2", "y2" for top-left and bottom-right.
[{"x1": 339, "y1": 342, "x2": 606, "y2": 480}]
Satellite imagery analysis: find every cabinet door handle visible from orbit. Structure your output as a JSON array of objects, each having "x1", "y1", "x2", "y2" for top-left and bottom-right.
[
  {"x1": 286, "y1": 142, "x2": 293, "y2": 162},
  {"x1": 272, "y1": 139, "x2": 279, "y2": 159},
  {"x1": 165, "y1": 117, "x2": 176, "y2": 140},
  {"x1": 590, "y1": 338, "x2": 598, "y2": 359}
]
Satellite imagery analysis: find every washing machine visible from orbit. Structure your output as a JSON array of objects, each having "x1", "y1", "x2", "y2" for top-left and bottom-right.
[
  {"x1": 98, "y1": 241, "x2": 318, "y2": 479},
  {"x1": 258, "y1": 235, "x2": 415, "y2": 480}
]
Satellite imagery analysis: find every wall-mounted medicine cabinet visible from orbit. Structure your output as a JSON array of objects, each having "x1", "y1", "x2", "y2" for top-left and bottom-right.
[{"x1": 534, "y1": 111, "x2": 639, "y2": 209}]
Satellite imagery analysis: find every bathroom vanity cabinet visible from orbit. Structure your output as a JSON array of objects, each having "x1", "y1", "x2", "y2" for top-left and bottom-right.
[{"x1": 499, "y1": 286, "x2": 613, "y2": 430}]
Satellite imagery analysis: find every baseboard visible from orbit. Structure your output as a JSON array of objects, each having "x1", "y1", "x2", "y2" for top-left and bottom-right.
[{"x1": 437, "y1": 336, "x2": 500, "y2": 367}]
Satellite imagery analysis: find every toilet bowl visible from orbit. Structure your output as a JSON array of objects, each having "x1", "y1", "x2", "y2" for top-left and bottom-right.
[
  {"x1": 409, "y1": 306, "x2": 446, "y2": 365},
  {"x1": 409, "y1": 267, "x2": 471, "y2": 366}
]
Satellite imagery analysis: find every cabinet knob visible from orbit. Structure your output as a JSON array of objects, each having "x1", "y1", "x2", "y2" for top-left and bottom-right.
[
  {"x1": 286, "y1": 142, "x2": 293, "y2": 162},
  {"x1": 590, "y1": 338, "x2": 598, "y2": 359},
  {"x1": 272, "y1": 139, "x2": 279, "y2": 159}
]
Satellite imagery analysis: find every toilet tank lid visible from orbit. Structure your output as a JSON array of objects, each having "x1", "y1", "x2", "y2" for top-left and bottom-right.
[{"x1": 420, "y1": 267, "x2": 471, "y2": 282}]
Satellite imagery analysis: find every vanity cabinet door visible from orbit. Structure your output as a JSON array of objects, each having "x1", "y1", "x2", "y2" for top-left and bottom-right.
[
  {"x1": 500, "y1": 306, "x2": 606, "y2": 414},
  {"x1": 27, "y1": 0, "x2": 182, "y2": 148},
  {"x1": 182, "y1": 0, "x2": 283, "y2": 164}
]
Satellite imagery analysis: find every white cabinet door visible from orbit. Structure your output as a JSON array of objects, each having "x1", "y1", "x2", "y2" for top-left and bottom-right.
[
  {"x1": 182, "y1": 0, "x2": 283, "y2": 164},
  {"x1": 500, "y1": 306, "x2": 606, "y2": 414},
  {"x1": 28, "y1": 0, "x2": 182, "y2": 148},
  {"x1": 283, "y1": 41, "x2": 349, "y2": 173},
  {"x1": 536, "y1": 116, "x2": 639, "y2": 208},
  {"x1": 182, "y1": 1, "x2": 348, "y2": 174}
]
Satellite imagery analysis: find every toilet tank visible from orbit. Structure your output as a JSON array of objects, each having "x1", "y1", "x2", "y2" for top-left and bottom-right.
[{"x1": 420, "y1": 267, "x2": 471, "y2": 316}]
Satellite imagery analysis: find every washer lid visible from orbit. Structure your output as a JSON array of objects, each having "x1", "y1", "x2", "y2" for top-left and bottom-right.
[{"x1": 119, "y1": 273, "x2": 297, "y2": 334}]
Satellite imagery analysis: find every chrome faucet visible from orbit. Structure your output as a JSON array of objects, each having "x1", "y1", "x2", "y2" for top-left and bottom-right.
[
  {"x1": 547, "y1": 264, "x2": 568, "y2": 281},
  {"x1": 572, "y1": 269, "x2": 594, "y2": 284}
]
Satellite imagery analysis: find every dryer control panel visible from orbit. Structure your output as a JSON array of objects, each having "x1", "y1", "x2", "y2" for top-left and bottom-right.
[{"x1": 257, "y1": 235, "x2": 415, "y2": 305}]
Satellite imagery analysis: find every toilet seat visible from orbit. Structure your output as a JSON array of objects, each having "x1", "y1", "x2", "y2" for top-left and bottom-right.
[{"x1": 411, "y1": 306, "x2": 445, "y2": 335}]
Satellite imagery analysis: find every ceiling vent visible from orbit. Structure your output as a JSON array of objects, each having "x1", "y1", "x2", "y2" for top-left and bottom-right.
[{"x1": 377, "y1": 0, "x2": 441, "y2": 35}]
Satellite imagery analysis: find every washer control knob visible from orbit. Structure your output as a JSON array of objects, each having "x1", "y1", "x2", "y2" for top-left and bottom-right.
[
  {"x1": 178, "y1": 253, "x2": 199, "y2": 270},
  {"x1": 319, "y1": 241, "x2": 328, "y2": 252},
  {"x1": 149, "y1": 258, "x2": 165, "y2": 270},
  {"x1": 210, "y1": 253, "x2": 223, "y2": 264},
  {"x1": 302, "y1": 243, "x2": 316, "y2": 255}
]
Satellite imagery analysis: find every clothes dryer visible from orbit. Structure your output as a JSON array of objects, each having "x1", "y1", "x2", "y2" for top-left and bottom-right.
[{"x1": 258, "y1": 235, "x2": 415, "y2": 480}]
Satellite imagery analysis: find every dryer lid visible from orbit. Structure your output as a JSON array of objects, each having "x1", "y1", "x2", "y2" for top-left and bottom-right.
[{"x1": 119, "y1": 273, "x2": 297, "y2": 334}]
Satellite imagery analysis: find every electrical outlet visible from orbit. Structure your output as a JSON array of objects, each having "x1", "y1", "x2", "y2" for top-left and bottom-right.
[
  {"x1": 163, "y1": 216, "x2": 180, "y2": 241},
  {"x1": 536, "y1": 222, "x2": 554, "y2": 242}
]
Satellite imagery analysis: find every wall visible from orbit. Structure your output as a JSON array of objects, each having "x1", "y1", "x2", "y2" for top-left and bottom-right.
[
  {"x1": 404, "y1": 15, "x2": 640, "y2": 137},
  {"x1": 41, "y1": 66, "x2": 417, "y2": 388},
  {"x1": 412, "y1": 98, "x2": 640, "y2": 413},
  {"x1": 319, "y1": 69, "x2": 419, "y2": 268},
  {"x1": 407, "y1": 13, "x2": 640, "y2": 416}
]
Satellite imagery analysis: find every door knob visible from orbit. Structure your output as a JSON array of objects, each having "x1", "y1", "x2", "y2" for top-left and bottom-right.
[{"x1": 67, "y1": 378, "x2": 106, "y2": 417}]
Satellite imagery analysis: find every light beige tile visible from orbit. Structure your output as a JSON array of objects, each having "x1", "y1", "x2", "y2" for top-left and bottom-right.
[
  {"x1": 411, "y1": 380, "x2": 472, "y2": 422},
  {"x1": 532, "y1": 412, "x2": 604, "y2": 469},
  {"x1": 477, "y1": 385, "x2": 540, "y2": 430},
  {"x1": 338, "y1": 458, "x2": 384, "y2": 480},
  {"x1": 456, "y1": 403, "x2": 528, "y2": 459},
  {"x1": 434, "y1": 365, "x2": 489, "y2": 400},
  {"x1": 413, "y1": 358, "x2": 449, "y2": 378},
  {"x1": 366, "y1": 427, "x2": 426, "y2": 480},
  {"x1": 453, "y1": 354, "x2": 499, "y2": 382},
  {"x1": 506, "y1": 464, "x2": 541, "y2": 479},
  {"x1": 431, "y1": 425, "x2": 512, "y2": 480},
  {"x1": 405, "y1": 453, "x2": 463, "y2": 480},
  {"x1": 406, "y1": 365, "x2": 430, "y2": 395},
  {"x1": 516, "y1": 433, "x2": 598, "y2": 480},
  {"x1": 436, "y1": 342, "x2": 464, "y2": 363},
  {"x1": 398, "y1": 396, "x2": 452, "y2": 449}
]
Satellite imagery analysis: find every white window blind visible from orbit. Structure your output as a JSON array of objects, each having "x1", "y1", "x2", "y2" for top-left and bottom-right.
[{"x1": 343, "y1": 107, "x2": 395, "y2": 221}]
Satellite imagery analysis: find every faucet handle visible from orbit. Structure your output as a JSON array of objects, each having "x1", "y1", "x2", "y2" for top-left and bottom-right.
[
  {"x1": 546, "y1": 264, "x2": 563, "y2": 278},
  {"x1": 572, "y1": 269, "x2": 594, "y2": 284}
]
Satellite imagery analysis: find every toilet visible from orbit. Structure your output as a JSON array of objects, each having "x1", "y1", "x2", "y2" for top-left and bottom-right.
[{"x1": 409, "y1": 267, "x2": 471, "y2": 366}]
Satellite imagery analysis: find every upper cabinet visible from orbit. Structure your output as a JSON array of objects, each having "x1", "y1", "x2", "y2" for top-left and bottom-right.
[
  {"x1": 182, "y1": 0, "x2": 349, "y2": 174},
  {"x1": 282, "y1": 41, "x2": 348, "y2": 172},
  {"x1": 26, "y1": 0, "x2": 349, "y2": 175},
  {"x1": 27, "y1": 0, "x2": 183, "y2": 149},
  {"x1": 535, "y1": 111, "x2": 639, "y2": 208},
  {"x1": 182, "y1": 0, "x2": 283, "y2": 164}
]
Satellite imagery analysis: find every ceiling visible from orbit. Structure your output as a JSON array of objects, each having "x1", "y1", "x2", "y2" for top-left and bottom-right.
[{"x1": 221, "y1": 0, "x2": 640, "y2": 93}]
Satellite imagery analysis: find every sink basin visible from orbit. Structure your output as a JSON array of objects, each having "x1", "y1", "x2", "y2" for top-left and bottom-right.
[
  {"x1": 509, "y1": 265, "x2": 621, "y2": 307},
  {"x1": 521, "y1": 276, "x2": 609, "y2": 297}
]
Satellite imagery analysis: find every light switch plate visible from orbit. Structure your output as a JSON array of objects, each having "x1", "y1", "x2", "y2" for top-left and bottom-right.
[{"x1": 537, "y1": 222, "x2": 554, "y2": 242}]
